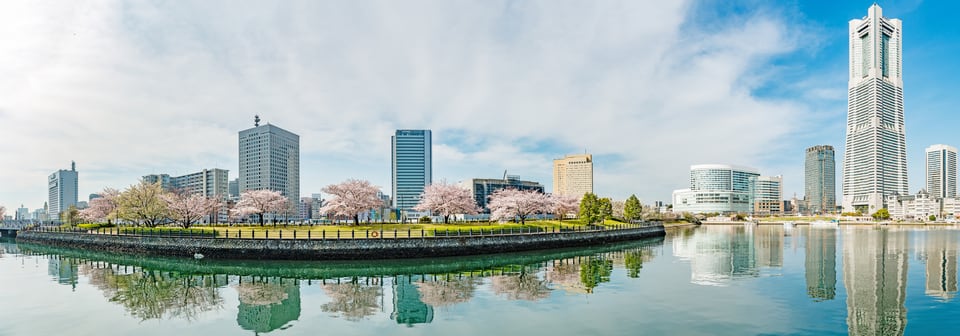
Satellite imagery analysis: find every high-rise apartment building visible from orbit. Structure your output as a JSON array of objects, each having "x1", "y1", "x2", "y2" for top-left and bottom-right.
[
  {"x1": 143, "y1": 169, "x2": 229, "y2": 198},
  {"x1": 48, "y1": 161, "x2": 79, "y2": 219},
  {"x1": 805, "y1": 145, "x2": 837, "y2": 214},
  {"x1": 391, "y1": 130, "x2": 432, "y2": 213},
  {"x1": 239, "y1": 117, "x2": 300, "y2": 208},
  {"x1": 925, "y1": 144, "x2": 957, "y2": 199},
  {"x1": 553, "y1": 154, "x2": 593, "y2": 198},
  {"x1": 842, "y1": 4, "x2": 907, "y2": 213}
]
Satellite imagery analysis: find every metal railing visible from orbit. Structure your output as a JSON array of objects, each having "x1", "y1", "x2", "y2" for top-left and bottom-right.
[{"x1": 26, "y1": 222, "x2": 662, "y2": 240}]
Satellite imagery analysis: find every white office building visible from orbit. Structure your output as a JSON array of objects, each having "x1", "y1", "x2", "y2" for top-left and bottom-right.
[
  {"x1": 48, "y1": 162, "x2": 79, "y2": 219},
  {"x1": 842, "y1": 4, "x2": 907, "y2": 213},
  {"x1": 672, "y1": 164, "x2": 759, "y2": 214},
  {"x1": 239, "y1": 116, "x2": 300, "y2": 209},
  {"x1": 926, "y1": 144, "x2": 957, "y2": 199}
]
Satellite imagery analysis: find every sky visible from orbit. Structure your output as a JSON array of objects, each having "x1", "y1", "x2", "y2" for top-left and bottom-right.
[{"x1": 2, "y1": 0, "x2": 960, "y2": 211}]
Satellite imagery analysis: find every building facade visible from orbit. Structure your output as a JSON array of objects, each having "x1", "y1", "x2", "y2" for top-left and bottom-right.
[
  {"x1": 48, "y1": 162, "x2": 79, "y2": 219},
  {"x1": 239, "y1": 118, "x2": 300, "y2": 209},
  {"x1": 391, "y1": 130, "x2": 432, "y2": 213},
  {"x1": 552, "y1": 154, "x2": 593, "y2": 198},
  {"x1": 925, "y1": 144, "x2": 957, "y2": 199},
  {"x1": 142, "y1": 169, "x2": 229, "y2": 198},
  {"x1": 458, "y1": 175, "x2": 543, "y2": 211},
  {"x1": 751, "y1": 175, "x2": 783, "y2": 216},
  {"x1": 805, "y1": 145, "x2": 837, "y2": 214},
  {"x1": 672, "y1": 164, "x2": 760, "y2": 214},
  {"x1": 842, "y1": 4, "x2": 907, "y2": 213},
  {"x1": 142, "y1": 174, "x2": 173, "y2": 190}
]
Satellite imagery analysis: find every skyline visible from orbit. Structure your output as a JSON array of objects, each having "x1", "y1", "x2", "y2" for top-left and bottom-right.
[{"x1": 3, "y1": 1, "x2": 960, "y2": 209}]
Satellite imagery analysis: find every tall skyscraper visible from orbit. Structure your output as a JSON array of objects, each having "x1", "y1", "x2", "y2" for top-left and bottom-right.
[
  {"x1": 391, "y1": 130, "x2": 432, "y2": 213},
  {"x1": 842, "y1": 4, "x2": 906, "y2": 213},
  {"x1": 925, "y1": 144, "x2": 957, "y2": 199},
  {"x1": 239, "y1": 116, "x2": 300, "y2": 209},
  {"x1": 47, "y1": 161, "x2": 79, "y2": 219},
  {"x1": 553, "y1": 154, "x2": 593, "y2": 198},
  {"x1": 805, "y1": 145, "x2": 837, "y2": 214}
]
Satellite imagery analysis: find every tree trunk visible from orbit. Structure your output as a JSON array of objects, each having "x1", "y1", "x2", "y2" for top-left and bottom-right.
[
  {"x1": 258, "y1": 213, "x2": 265, "y2": 226},
  {"x1": 444, "y1": 215, "x2": 449, "y2": 224},
  {"x1": 353, "y1": 214, "x2": 360, "y2": 226}
]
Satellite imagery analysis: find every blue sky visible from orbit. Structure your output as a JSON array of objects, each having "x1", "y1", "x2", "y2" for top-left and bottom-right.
[{"x1": 1, "y1": 0, "x2": 959, "y2": 211}]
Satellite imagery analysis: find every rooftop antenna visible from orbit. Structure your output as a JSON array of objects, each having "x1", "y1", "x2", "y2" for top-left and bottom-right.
[
  {"x1": 254, "y1": 115, "x2": 261, "y2": 127},
  {"x1": 71, "y1": 161, "x2": 76, "y2": 171}
]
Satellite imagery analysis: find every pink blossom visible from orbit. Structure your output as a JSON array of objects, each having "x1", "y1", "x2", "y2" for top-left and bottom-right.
[
  {"x1": 487, "y1": 189, "x2": 551, "y2": 224},
  {"x1": 413, "y1": 182, "x2": 480, "y2": 223},
  {"x1": 319, "y1": 179, "x2": 382, "y2": 226},
  {"x1": 233, "y1": 190, "x2": 289, "y2": 226}
]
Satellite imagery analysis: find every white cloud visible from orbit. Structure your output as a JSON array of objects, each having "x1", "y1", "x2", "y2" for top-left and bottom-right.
[{"x1": 0, "y1": 0, "x2": 818, "y2": 208}]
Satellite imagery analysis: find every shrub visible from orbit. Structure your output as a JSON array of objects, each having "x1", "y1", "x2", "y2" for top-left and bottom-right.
[
  {"x1": 118, "y1": 227, "x2": 218, "y2": 237},
  {"x1": 418, "y1": 216, "x2": 432, "y2": 223},
  {"x1": 78, "y1": 223, "x2": 116, "y2": 229}
]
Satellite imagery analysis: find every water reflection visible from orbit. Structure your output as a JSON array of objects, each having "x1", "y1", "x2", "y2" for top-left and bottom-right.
[
  {"x1": 805, "y1": 228, "x2": 837, "y2": 301},
  {"x1": 919, "y1": 231, "x2": 958, "y2": 301},
  {"x1": 236, "y1": 278, "x2": 300, "y2": 333},
  {"x1": 843, "y1": 227, "x2": 910, "y2": 336},
  {"x1": 14, "y1": 239, "x2": 659, "y2": 330}
]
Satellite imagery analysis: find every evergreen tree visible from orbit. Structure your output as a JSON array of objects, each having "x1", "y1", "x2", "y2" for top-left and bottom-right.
[
  {"x1": 623, "y1": 194, "x2": 643, "y2": 221},
  {"x1": 579, "y1": 193, "x2": 601, "y2": 224},
  {"x1": 598, "y1": 198, "x2": 613, "y2": 221}
]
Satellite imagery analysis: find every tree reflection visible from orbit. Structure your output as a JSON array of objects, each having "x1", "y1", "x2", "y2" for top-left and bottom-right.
[
  {"x1": 415, "y1": 276, "x2": 482, "y2": 307},
  {"x1": 580, "y1": 257, "x2": 613, "y2": 293},
  {"x1": 490, "y1": 267, "x2": 552, "y2": 301},
  {"x1": 321, "y1": 277, "x2": 382, "y2": 321},
  {"x1": 83, "y1": 265, "x2": 223, "y2": 321},
  {"x1": 235, "y1": 279, "x2": 301, "y2": 333}
]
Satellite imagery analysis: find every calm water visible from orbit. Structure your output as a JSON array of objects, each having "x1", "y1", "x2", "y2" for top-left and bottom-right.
[{"x1": 1, "y1": 225, "x2": 959, "y2": 335}]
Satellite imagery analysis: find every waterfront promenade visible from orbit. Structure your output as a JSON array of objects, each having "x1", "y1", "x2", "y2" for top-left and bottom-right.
[{"x1": 16, "y1": 222, "x2": 665, "y2": 260}]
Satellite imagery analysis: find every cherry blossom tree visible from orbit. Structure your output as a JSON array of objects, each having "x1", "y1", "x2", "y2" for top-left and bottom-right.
[
  {"x1": 163, "y1": 192, "x2": 219, "y2": 228},
  {"x1": 0, "y1": 206, "x2": 5, "y2": 223},
  {"x1": 79, "y1": 188, "x2": 120, "y2": 224},
  {"x1": 487, "y1": 189, "x2": 551, "y2": 224},
  {"x1": 320, "y1": 179, "x2": 382, "y2": 226},
  {"x1": 549, "y1": 195, "x2": 580, "y2": 222},
  {"x1": 118, "y1": 181, "x2": 170, "y2": 227},
  {"x1": 413, "y1": 182, "x2": 480, "y2": 224},
  {"x1": 234, "y1": 190, "x2": 289, "y2": 226}
]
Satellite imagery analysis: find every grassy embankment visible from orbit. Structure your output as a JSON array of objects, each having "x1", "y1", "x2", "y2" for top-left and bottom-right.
[{"x1": 78, "y1": 219, "x2": 637, "y2": 239}]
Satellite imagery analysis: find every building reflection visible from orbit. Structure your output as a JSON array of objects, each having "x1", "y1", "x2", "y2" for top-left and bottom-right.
[
  {"x1": 843, "y1": 228, "x2": 908, "y2": 336},
  {"x1": 24, "y1": 239, "x2": 661, "y2": 327},
  {"x1": 672, "y1": 225, "x2": 761, "y2": 285},
  {"x1": 805, "y1": 228, "x2": 836, "y2": 301},
  {"x1": 235, "y1": 277, "x2": 301, "y2": 333},
  {"x1": 921, "y1": 230, "x2": 958, "y2": 302},
  {"x1": 392, "y1": 275, "x2": 434, "y2": 326},
  {"x1": 47, "y1": 256, "x2": 80, "y2": 289}
]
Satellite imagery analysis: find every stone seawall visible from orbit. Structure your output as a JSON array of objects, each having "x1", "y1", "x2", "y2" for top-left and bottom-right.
[{"x1": 16, "y1": 225, "x2": 665, "y2": 260}]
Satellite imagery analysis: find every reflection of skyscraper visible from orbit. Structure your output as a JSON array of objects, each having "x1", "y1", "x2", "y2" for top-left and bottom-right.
[
  {"x1": 392, "y1": 275, "x2": 434, "y2": 325},
  {"x1": 923, "y1": 231, "x2": 958, "y2": 301},
  {"x1": 754, "y1": 226, "x2": 784, "y2": 268},
  {"x1": 47, "y1": 256, "x2": 79, "y2": 289},
  {"x1": 236, "y1": 279, "x2": 301, "y2": 333},
  {"x1": 843, "y1": 228, "x2": 908, "y2": 336},
  {"x1": 805, "y1": 228, "x2": 837, "y2": 301}
]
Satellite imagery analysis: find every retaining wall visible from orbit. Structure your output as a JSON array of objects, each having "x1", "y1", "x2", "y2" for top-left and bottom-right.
[{"x1": 16, "y1": 225, "x2": 665, "y2": 260}]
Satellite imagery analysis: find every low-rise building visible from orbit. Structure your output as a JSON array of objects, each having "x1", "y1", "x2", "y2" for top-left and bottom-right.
[
  {"x1": 886, "y1": 190, "x2": 939, "y2": 220},
  {"x1": 458, "y1": 175, "x2": 543, "y2": 212}
]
